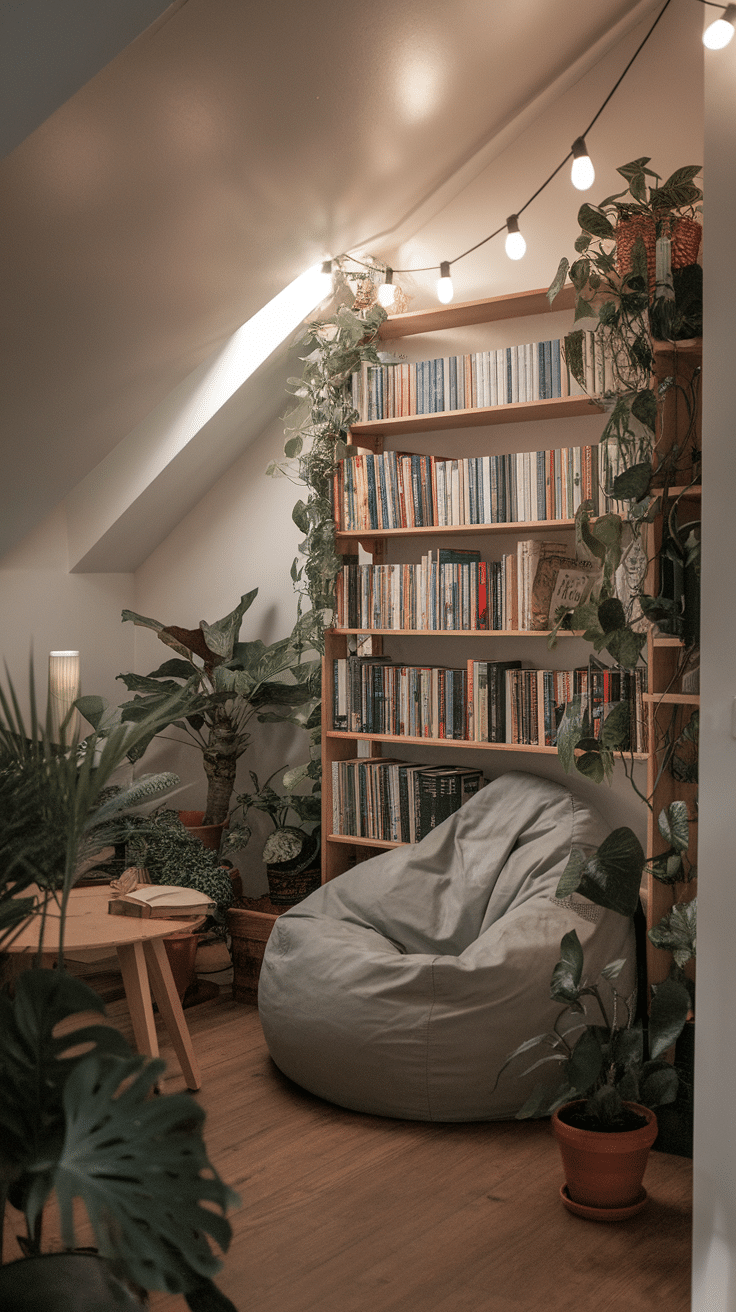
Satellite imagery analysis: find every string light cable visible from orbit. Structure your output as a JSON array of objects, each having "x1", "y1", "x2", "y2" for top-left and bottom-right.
[{"x1": 341, "y1": 0, "x2": 713, "y2": 298}]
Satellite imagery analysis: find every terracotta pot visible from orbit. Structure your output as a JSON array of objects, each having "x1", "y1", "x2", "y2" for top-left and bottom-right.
[
  {"x1": 162, "y1": 930, "x2": 199, "y2": 1001},
  {"x1": 0, "y1": 1252, "x2": 143, "y2": 1310},
  {"x1": 552, "y1": 1100, "x2": 658, "y2": 1211},
  {"x1": 178, "y1": 809, "x2": 225, "y2": 852}
]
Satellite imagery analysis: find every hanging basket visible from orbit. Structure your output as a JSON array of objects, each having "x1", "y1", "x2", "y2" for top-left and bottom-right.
[{"x1": 615, "y1": 214, "x2": 702, "y2": 292}]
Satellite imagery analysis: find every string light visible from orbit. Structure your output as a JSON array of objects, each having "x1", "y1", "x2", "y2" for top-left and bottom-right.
[
  {"x1": 343, "y1": 0, "x2": 715, "y2": 293},
  {"x1": 570, "y1": 136, "x2": 595, "y2": 191},
  {"x1": 437, "y1": 261, "x2": 454, "y2": 304},
  {"x1": 317, "y1": 260, "x2": 333, "y2": 297},
  {"x1": 703, "y1": 2, "x2": 736, "y2": 47},
  {"x1": 377, "y1": 268, "x2": 397, "y2": 308},
  {"x1": 504, "y1": 216, "x2": 526, "y2": 261}
]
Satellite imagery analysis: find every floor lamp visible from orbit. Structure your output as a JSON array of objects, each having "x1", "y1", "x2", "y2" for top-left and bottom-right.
[{"x1": 48, "y1": 650, "x2": 81, "y2": 743}]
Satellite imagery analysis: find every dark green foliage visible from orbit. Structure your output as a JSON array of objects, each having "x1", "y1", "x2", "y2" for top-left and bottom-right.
[
  {"x1": 124, "y1": 810, "x2": 234, "y2": 913},
  {"x1": 496, "y1": 930, "x2": 689, "y2": 1126}
]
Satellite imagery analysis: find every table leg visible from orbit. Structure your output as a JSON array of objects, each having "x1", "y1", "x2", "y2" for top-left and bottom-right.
[
  {"x1": 143, "y1": 938, "x2": 202, "y2": 1091},
  {"x1": 117, "y1": 940, "x2": 159, "y2": 1060}
]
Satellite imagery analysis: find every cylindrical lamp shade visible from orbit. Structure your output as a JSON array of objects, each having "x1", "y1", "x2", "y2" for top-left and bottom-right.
[{"x1": 48, "y1": 651, "x2": 81, "y2": 742}]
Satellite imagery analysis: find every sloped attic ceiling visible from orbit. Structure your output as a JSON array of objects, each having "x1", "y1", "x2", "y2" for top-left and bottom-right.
[{"x1": 0, "y1": 0, "x2": 663, "y2": 565}]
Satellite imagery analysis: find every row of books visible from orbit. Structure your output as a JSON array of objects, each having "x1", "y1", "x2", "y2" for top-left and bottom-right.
[
  {"x1": 335, "y1": 445, "x2": 600, "y2": 531},
  {"x1": 332, "y1": 655, "x2": 648, "y2": 751},
  {"x1": 350, "y1": 339, "x2": 568, "y2": 421},
  {"x1": 334, "y1": 543, "x2": 599, "y2": 632},
  {"x1": 331, "y1": 758, "x2": 486, "y2": 844}
]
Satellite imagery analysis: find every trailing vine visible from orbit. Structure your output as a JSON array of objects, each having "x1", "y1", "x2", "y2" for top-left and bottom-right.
[{"x1": 268, "y1": 265, "x2": 388, "y2": 651}]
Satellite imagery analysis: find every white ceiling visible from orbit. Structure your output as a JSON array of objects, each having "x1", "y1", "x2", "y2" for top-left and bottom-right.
[{"x1": 0, "y1": 0, "x2": 661, "y2": 562}]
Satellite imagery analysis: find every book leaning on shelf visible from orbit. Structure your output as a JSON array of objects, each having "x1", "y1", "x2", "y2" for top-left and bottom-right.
[{"x1": 331, "y1": 757, "x2": 486, "y2": 845}]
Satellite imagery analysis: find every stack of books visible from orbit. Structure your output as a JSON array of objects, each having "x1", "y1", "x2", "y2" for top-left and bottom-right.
[
  {"x1": 331, "y1": 757, "x2": 486, "y2": 844},
  {"x1": 332, "y1": 655, "x2": 647, "y2": 752},
  {"x1": 335, "y1": 542, "x2": 600, "y2": 632},
  {"x1": 335, "y1": 445, "x2": 599, "y2": 531}
]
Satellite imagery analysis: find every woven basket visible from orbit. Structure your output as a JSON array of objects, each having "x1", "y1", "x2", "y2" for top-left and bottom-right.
[{"x1": 615, "y1": 214, "x2": 702, "y2": 291}]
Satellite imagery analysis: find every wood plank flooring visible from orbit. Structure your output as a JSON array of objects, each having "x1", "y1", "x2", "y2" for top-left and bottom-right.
[{"x1": 3, "y1": 991, "x2": 692, "y2": 1311}]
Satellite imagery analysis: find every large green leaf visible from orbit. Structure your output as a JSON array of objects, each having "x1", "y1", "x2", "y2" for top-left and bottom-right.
[
  {"x1": 658, "y1": 800, "x2": 690, "y2": 853},
  {"x1": 631, "y1": 388, "x2": 657, "y2": 432},
  {"x1": 55, "y1": 1054, "x2": 239, "y2": 1294},
  {"x1": 604, "y1": 628, "x2": 646, "y2": 670},
  {"x1": 200, "y1": 591, "x2": 258, "y2": 661},
  {"x1": 547, "y1": 257, "x2": 569, "y2": 304},
  {"x1": 555, "y1": 849, "x2": 587, "y2": 901},
  {"x1": 612, "y1": 461, "x2": 652, "y2": 502},
  {"x1": 575, "y1": 827, "x2": 645, "y2": 917},
  {"x1": 648, "y1": 973, "x2": 692, "y2": 1058},
  {"x1": 550, "y1": 929, "x2": 584, "y2": 1002},
  {"x1": 577, "y1": 204, "x2": 616, "y2": 240},
  {"x1": 648, "y1": 902, "x2": 697, "y2": 970},
  {"x1": 566, "y1": 1026, "x2": 604, "y2": 1094},
  {"x1": 599, "y1": 699, "x2": 634, "y2": 753},
  {"x1": 556, "y1": 695, "x2": 584, "y2": 774}
]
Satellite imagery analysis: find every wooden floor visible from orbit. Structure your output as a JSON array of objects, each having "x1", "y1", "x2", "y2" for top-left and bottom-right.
[{"x1": 5, "y1": 990, "x2": 693, "y2": 1311}]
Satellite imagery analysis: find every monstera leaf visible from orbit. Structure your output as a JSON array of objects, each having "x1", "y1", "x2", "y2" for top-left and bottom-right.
[{"x1": 54, "y1": 1053, "x2": 239, "y2": 1300}]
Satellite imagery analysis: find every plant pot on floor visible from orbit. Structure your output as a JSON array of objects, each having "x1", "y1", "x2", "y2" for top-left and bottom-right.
[
  {"x1": 552, "y1": 1100, "x2": 658, "y2": 1219},
  {"x1": 0, "y1": 1252, "x2": 144, "y2": 1311},
  {"x1": 265, "y1": 863, "x2": 321, "y2": 907},
  {"x1": 178, "y1": 810, "x2": 225, "y2": 852}
]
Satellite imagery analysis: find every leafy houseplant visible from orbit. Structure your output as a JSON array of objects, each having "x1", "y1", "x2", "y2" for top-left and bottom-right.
[
  {"x1": 100, "y1": 591, "x2": 320, "y2": 828},
  {"x1": 0, "y1": 669, "x2": 238, "y2": 1309},
  {"x1": 124, "y1": 808, "x2": 235, "y2": 918},
  {"x1": 497, "y1": 927, "x2": 690, "y2": 1215},
  {"x1": 226, "y1": 767, "x2": 321, "y2": 906}
]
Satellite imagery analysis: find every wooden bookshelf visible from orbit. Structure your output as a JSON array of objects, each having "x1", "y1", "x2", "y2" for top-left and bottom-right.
[{"x1": 322, "y1": 288, "x2": 661, "y2": 890}]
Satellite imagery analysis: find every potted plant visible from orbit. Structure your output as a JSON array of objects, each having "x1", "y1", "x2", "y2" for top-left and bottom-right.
[
  {"x1": 496, "y1": 925, "x2": 690, "y2": 1219},
  {"x1": 226, "y1": 766, "x2": 321, "y2": 907},
  {"x1": 0, "y1": 669, "x2": 239, "y2": 1309},
  {"x1": 77, "y1": 591, "x2": 321, "y2": 838}
]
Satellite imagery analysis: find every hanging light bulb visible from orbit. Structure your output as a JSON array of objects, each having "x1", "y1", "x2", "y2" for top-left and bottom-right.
[
  {"x1": 703, "y1": 3, "x2": 736, "y2": 47},
  {"x1": 437, "y1": 261, "x2": 454, "y2": 304},
  {"x1": 377, "y1": 267, "x2": 397, "y2": 308},
  {"x1": 570, "y1": 137, "x2": 595, "y2": 191},
  {"x1": 505, "y1": 215, "x2": 526, "y2": 261}
]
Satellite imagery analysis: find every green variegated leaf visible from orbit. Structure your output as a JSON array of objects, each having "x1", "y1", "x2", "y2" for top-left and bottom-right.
[
  {"x1": 658, "y1": 800, "x2": 690, "y2": 852},
  {"x1": 550, "y1": 929, "x2": 584, "y2": 1002},
  {"x1": 599, "y1": 699, "x2": 633, "y2": 753},
  {"x1": 547, "y1": 257, "x2": 569, "y2": 303},
  {"x1": 556, "y1": 695, "x2": 584, "y2": 774},
  {"x1": 600, "y1": 957, "x2": 626, "y2": 981},
  {"x1": 575, "y1": 751, "x2": 604, "y2": 784},
  {"x1": 612, "y1": 461, "x2": 652, "y2": 501},
  {"x1": 647, "y1": 850, "x2": 684, "y2": 884},
  {"x1": 604, "y1": 628, "x2": 646, "y2": 670},
  {"x1": 577, "y1": 204, "x2": 616, "y2": 240},
  {"x1": 648, "y1": 902, "x2": 697, "y2": 970}
]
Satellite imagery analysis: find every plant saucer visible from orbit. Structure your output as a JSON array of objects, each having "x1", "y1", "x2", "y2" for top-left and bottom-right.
[{"x1": 560, "y1": 1184, "x2": 648, "y2": 1222}]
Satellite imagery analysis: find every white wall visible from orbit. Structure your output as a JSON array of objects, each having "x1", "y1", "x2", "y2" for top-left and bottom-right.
[{"x1": 692, "y1": 33, "x2": 736, "y2": 1312}]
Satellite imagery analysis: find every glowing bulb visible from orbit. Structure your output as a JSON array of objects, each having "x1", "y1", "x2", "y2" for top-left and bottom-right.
[
  {"x1": 703, "y1": 4, "x2": 736, "y2": 47},
  {"x1": 377, "y1": 268, "x2": 397, "y2": 308},
  {"x1": 437, "y1": 260, "x2": 454, "y2": 304},
  {"x1": 505, "y1": 215, "x2": 526, "y2": 261},
  {"x1": 570, "y1": 136, "x2": 595, "y2": 191}
]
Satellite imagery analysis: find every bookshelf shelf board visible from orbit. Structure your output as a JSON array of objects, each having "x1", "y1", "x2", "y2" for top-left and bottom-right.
[
  {"x1": 665, "y1": 484, "x2": 702, "y2": 500},
  {"x1": 348, "y1": 395, "x2": 603, "y2": 448},
  {"x1": 644, "y1": 692, "x2": 701, "y2": 707},
  {"x1": 652, "y1": 636, "x2": 686, "y2": 648},
  {"x1": 337, "y1": 519, "x2": 576, "y2": 544},
  {"x1": 378, "y1": 285, "x2": 576, "y2": 340},
  {"x1": 325, "y1": 730, "x2": 647, "y2": 760},
  {"x1": 331, "y1": 627, "x2": 583, "y2": 638}
]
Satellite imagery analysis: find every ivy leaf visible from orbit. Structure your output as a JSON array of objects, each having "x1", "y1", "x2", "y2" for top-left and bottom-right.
[
  {"x1": 550, "y1": 929, "x2": 584, "y2": 1002},
  {"x1": 604, "y1": 628, "x2": 646, "y2": 670},
  {"x1": 598, "y1": 597, "x2": 626, "y2": 632},
  {"x1": 658, "y1": 800, "x2": 690, "y2": 853},
  {"x1": 612, "y1": 461, "x2": 652, "y2": 502},
  {"x1": 575, "y1": 751, "x2": 604, "y2": 784},
  {"x1": 599, "y1": 699, "x2": 633, "y2": 753},
  {"x1": 648, "y1": 902, "x2": 697, "y2": 970},
  {"x1": 631, "y1": 388, "x2": 657, "y2": 432},
  {"x1": 555, "y1": 848, "x2": 587, "y2": 900},
  {"x1": 566, "y1": 1027, "x2": 605, "y2": 1094},
  {"x1": 556, "y1": 696, "x2": 584, "y2": 774},
  {"x1": 563, "y1": 331, "x2": 585, "y2": 388},
  {"x1": 547, "y1": 258, "x2": 569, "y2": 304},
  {"x1": 577, "y1": 204, "x2": 616, "y2": 240},
  {"x1": 600, "y1": 957, "x2": 626, "y2": 981},
  {"x1": 284, "y1": 436, "x2": 303, "y2": 458},
  {"x1": 574, "y1": 827, "x2": 645, "y2": 917},
  {"x1": 292, "y1": 500, "x2": 310, "y2": 533},
  {"x1": 646, "y1": 850, "x2": 684, "y2": 885},
  {"x1": 648, "y1": 971, "x2": 692, "y2": 1056}
]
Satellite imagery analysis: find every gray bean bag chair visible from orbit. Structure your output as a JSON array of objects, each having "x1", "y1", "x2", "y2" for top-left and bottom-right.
[{"x1": 258, "y1": 771, "x2": 636, "y2": 1121}]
